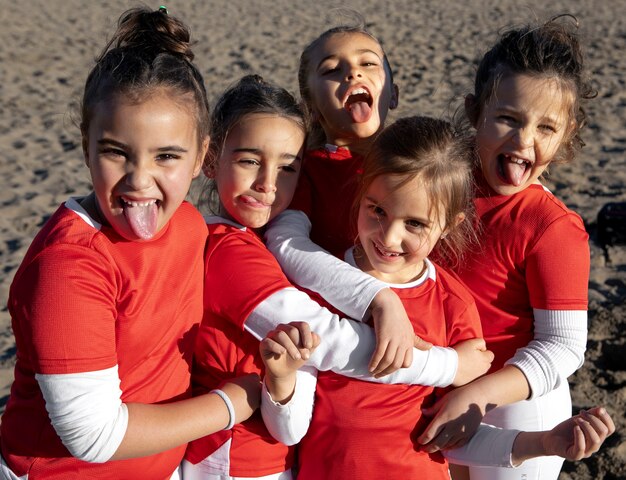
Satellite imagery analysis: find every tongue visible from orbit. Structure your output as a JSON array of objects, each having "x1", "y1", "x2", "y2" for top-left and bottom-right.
[
  {"x1": 502, "y1": 159, "x2": 527, "y2": 187},
  {"x1": 124, "y1": 202, "x2": 158, "y2": 240},
  {"x1": 346, "y1": 101, "x2": 372, "y2": 123}
]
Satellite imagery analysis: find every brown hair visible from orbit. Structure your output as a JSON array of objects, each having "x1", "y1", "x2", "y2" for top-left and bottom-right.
[
  {"x1": 298, "y1": 18, "x2": 394, "y2": 148},
  {"x1": 80, "y1": 7, "x2": 210, "y2": 144},
  {"x1": 468, "y1": 14, "x2": 596, "y2": 164},
  {"x1": 357, "y1": 116, "x2": 478, "y2": 267},
  {"x1": 202, "y1": 74, "x2": 307, "y2": 213}
]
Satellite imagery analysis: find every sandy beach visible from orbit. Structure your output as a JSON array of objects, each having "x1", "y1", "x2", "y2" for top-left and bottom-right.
[{"x1": 1, "y1": 0, "x2": 624, "y2": 478}]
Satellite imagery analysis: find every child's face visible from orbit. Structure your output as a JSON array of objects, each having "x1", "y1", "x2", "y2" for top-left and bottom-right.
[
  {"x1": 215, "y1": 114, "x2": 304, "y2": 230},
  {"x1": 306, "y1": 32, "x2": 398, "y2": 147},
  {"x1": 356, "y1": 173, "x2": 447, "y2": 284},
  {"x1": 84, "y1": 91, "x2": 206, "y2": 241},
  {"x1": 473, "y1": 73, "x2": 572, "y2": 196}
]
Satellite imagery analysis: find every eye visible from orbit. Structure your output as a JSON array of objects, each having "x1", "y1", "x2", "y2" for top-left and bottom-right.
[
  {"x1": 280, "y1": 163, "x2": 298, "y2": 173},
  {"x1": 320, "y1": 64, "x2": 340, "y2": 76},
  {"x1": 406, "y1": 219, "x2": 424, "y2": 229},
  {"x1": 497, "y1": 114, "x2": 517, "y2": 124},
  {"x1": 99, "y1": 147, "x2": 126, "y2": 158},
  {"x1": 238, "y1": 158, "x2": 260, "y2": 167},
  {"x1": 367, "y1": 204, "x2": 385, "y2": 217},
  {"x1": 156, "y1": 153, "x2": 180, "y2": 161},
  {"x1": 538, "y1": 124, "x2": 557, "y2": 134}
]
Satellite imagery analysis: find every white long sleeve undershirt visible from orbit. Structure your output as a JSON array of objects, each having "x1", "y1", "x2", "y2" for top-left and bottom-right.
[
  {"x1": 36, "y1": 366, "x2": 128, "y2": 463},
  {"x1": 245, "y1": 288, "x2": 457, "y2": 386}
]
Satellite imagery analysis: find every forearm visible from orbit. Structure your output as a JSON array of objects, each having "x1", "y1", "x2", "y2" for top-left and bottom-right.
[
  {"x1": 461, "y1": 365, "x2": 530, "y2": 413},
  {"x1": 265, "y1": 210, "x2": 386, "y2": 319},
  {"x1": 510, "y1": 431, "x2": 546, "y2": 466},
  {"x1": 444, "y1": 424, "x2": 520, "y2": 467},
  {"x1": 261, "y1": 367, "x2": 317, "y2": 445},
  {"x1": 39, "y1": 367, "x2": 254, "y2": 463},
  {"x1": 245, "y1": 289, "x2": 457, "y2": 387},
  {"x1": 506, "y1": 309, "x2": 587, "y2": 398},
  {"x1": 113, "y1": 391, "x2": 234, "y2": 460}
]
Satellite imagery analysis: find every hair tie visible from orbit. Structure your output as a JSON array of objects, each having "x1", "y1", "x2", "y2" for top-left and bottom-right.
[{"x1": 158, "y1": 5, "x2": 168, "y2": 14}]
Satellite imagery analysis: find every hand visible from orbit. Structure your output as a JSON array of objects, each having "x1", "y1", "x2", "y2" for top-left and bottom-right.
[
  {"x1": 369, "y1": 288, "x2": 432, "y2": 377},
  {"x1": 260, "y1": 322, "x2": 321, "y2": 380},
  {"x1": 451, "y1": 338, "x2": 493, "y2": 387},
  {"x1": 416, "y1": 384, "x2": 488, "y2": 452},
  {"x1": 260, "y1": 322, "x2": 320, "y2": 404},
  {"x1": 543, "y1": 407, "x2": 615, "y2": 460},
  {"x1": 220, "y1": 373, "x2": 262, "y2": 424}
]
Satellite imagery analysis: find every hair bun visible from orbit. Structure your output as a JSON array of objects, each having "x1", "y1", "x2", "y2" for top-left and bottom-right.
[{"x1": 102, "y1": 7, "x2": 194, "y2": 62}]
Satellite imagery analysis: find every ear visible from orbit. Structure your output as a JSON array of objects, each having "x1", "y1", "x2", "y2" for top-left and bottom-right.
[
  {"x1": 453, "y1": 212, "x2": 466, "y2": 228},
  {"x1": 464, "y1": 94, "x2": 479, "y2": 128},
  {"x1": 194, "y1": 136, "x2": 210, "y2": 178},
  {"x1": 389, "y1": 84, "x2": 399, "y2": 110},
  {"x1": 441, "y1": 212, "x2": 466, "y2": 239}
]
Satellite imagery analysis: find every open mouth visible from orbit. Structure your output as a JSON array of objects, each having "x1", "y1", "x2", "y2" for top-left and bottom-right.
[
  {"x1": 344, "y1": 87, "x2": 373, "y2": 123},
  {"x1": 120, "y1": 196, "x2": 159, "y2": 239},
  {"x1": 497, "y1": 154, "x2": 532, "y2": 187}
]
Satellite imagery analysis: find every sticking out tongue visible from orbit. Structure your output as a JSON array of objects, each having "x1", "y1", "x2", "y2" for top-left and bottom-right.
[
  {"x1": 123, "y1": 201, "x2": 158, "y2": 240},
  {"x1": 500, "y1": 155, "x2": 528, "y2": 187},
  {"x1": 346, "y1": 101, "x2": 372, "y2": 123}
]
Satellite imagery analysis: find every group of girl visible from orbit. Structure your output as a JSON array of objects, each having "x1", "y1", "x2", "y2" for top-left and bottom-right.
[{"x1": 0, "y1": 5, "x2": 615, "y2": 480}]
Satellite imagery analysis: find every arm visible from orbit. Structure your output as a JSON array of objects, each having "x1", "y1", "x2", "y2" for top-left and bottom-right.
[
  {"x1": 38, "y1": 370, "x2": 259, "y2": 461},
  {"x1": 264, "y1": 210, "x2": 385, "y2": 320},
  {"x1": 245, "y1": 288, "x2": 458, "y2": 387},
  {"x1": 443, "y1": 407, "x2": 614, "y2": 467},
  {"x1": 259, "y1": 323, "x2": 320, "y2": 445}
]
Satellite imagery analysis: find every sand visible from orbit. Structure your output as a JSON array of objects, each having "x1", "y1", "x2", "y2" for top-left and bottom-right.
[{"x1": 0, "y1": 0, "x2": 624, "y2": 478}]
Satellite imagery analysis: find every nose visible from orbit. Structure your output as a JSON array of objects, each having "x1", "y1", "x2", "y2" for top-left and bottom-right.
[
  {"x1": 513, "y1": 127, "x2": 534, "y2": 149},
  {"x1": 379, "y1": 220, "x2": 401, "y2": 247},
  {"x1": 346, "y1": 64, "x2": 363, "y2": 80},
  {"x1": 254, "y1": 168, "x2": 277, "y2": 193},
  {"x1": 125, "y1": 159, "x2": 154, "y2": 191}
]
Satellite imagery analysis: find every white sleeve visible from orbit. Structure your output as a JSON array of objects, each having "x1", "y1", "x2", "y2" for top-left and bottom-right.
[
  {"x1": 36, "y1": 365, "x2": 128, "y2": 463},
  {"x1": 444, "y1": 424, "x2": 520, "y2": 468},
  {"x1": 261, "y1": 366, "x2": 318, "y2": 445},
  {"x1": 505, "y1": 309, "x2": 587, "y2": 398},
  {"x1": 264, "y1": 210, "x2": 387, "y2": 320},
  {"x1": 245, "y1": 288, "x2": 457, "y2": 387}
]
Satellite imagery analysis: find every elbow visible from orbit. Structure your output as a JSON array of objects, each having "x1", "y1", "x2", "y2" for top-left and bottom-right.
[{"x1": 50, "y1": 404, "x2": 128, "y2": 464}]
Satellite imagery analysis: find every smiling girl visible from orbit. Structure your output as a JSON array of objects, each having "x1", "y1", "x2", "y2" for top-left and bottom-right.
[{"x1": 0, "y1": 7, "x2": 258, "y2": 480}]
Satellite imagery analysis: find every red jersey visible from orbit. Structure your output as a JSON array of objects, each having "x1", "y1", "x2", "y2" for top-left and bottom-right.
[
  {"x1": 456, "y1": 177, "x2": 590, "y2": 371},
  {"x1": 185, "y1": 220, "x2": 294, "y2": 477},
  {"x1": 290, "y1": 146, "x2": 363, "y2": 257},
  {"x1": 297, "y1": 260, "x2": 483, "y2": 479},
  {"x1": 1, "y1": 199, "x2": 206, "y2": 479}
]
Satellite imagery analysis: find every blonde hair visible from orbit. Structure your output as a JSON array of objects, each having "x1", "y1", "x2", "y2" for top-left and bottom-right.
[{"x1": 357, "y1": 116, "x2": 478, "y2": 267}]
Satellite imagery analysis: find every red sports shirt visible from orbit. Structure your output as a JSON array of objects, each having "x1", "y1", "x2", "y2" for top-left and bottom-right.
[
  {"x1": 297, "y1": 261, "x2": 483, "y2": 480},
  {"x1": 185, "y1": 220, "x2": 294, "y2": 477},
  {"x1": 456, "y1": 178, "x2": 590, "y2": 371},
  {"x1": 290, "y1": 146, "x2": 363, "y2": 257},
  {"x1": 2, "y1": 199, "x2": 206, "y2": 479}
]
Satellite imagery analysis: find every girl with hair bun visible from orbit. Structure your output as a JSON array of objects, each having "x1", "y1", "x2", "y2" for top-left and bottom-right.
[{"x1": 0, "y1": 7, "x2": 258, "y2": 479}]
